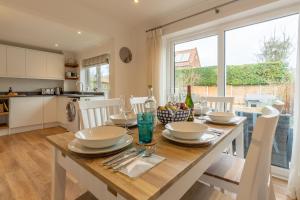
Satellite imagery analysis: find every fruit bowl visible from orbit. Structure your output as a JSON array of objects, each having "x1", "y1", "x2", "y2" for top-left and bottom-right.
[{"x1": 157, "y1": 109, "x2": 190, "y2": 124}]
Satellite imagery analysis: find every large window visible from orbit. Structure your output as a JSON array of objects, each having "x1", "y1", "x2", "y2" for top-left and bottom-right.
[
  {"x1": 169, "y1": 10, "x2": 299, "y2": 176},
  {"x1": 174, "y1": 35, "x2": 218, "y2": 99},
  {"x1": 85, "y1": 63, "x2": 109, "y2": 95}
]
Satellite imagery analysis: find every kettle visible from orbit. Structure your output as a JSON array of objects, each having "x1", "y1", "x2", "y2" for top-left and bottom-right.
[{"x1": 55, "y1": 87, "x2": 62, "y2": 95}]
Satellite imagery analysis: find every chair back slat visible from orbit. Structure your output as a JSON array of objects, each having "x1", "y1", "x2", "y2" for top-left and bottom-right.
[
  {"x1": 206, "y1": 97, "x2": 234, "y2": 112},
  {"x1": 237, "y1": 106, "x2": 279, "y2": 200},
  {"x1": 130, "y1": 96, "x2": 148, "y2": 114},
  {"x1": 78, "y1": 98, "x2": 122, "y2": 129}
]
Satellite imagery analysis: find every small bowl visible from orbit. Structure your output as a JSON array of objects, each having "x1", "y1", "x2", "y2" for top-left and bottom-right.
[
  {"x1": 207, "y1": 112, "x2": 235, "y2": 122},
  {"x1": 75, "y1": 126, "x2": 127, "y2": 148},
  {"x1": 110, "y1": 113, "x2": 137, "y2": 125},
  {"x1": 165, "y1": 121, "x2": 208, "y2": 140}
]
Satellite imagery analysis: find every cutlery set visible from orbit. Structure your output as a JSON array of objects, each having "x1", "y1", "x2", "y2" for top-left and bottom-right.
[{"x1": 102, "y1": 147, "x2": 151, "y2": 172}]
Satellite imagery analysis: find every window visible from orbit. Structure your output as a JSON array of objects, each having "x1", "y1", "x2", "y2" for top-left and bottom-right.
[
  {"x1": 85, "y1": 63, "x2": 109, "y2": 95},
  {"x1": 174, "y1": 35, "x2": 218, "y2": 98},
  {"x1": 82, "y1": 54, "x2": 110, "y2": 96},
  {"x1": 168, "y1": 8, "x2": 299, "y2": 177}
]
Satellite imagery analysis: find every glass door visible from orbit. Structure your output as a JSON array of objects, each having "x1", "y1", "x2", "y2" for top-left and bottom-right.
[
  {"x1": 173, "y1": 35, "x2": 218, "y2": 100},
  {"x1": 225, "y1": 14, "x2": 299, "y2": 170}
]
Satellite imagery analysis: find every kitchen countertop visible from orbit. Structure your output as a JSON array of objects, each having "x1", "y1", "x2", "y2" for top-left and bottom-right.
[{"x1": 0, "y1": 91, "x2": 104, "y2": 98}]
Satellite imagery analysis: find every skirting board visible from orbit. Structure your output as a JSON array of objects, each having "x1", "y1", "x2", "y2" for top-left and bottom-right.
[{"x1": 8, "y1": 122, "x2": 60, "y2": 135}]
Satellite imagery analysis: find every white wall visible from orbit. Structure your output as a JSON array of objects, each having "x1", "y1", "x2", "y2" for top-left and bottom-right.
[
  {"x1": 0, "y1": 78, "x2": 63, "y2": 92},
  {"x1": 76, "y1": 31, "x2": 148, "y2": 99}
]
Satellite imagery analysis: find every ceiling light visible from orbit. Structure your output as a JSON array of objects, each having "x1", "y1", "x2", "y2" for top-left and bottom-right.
[
  {"x1": 134, "y1": 0, "x2": 139, "y2": 3},
  {"x1": 54, "y1": 43, "x2": 59, "y2": 47},
  {"x1": 77, "y1": 31, "x2": 82, "y2": 35}
]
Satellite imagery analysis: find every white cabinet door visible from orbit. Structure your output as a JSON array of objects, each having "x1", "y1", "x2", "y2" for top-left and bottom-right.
[
  {"x1": 0, "y1": 44, "x2": 6, "y2": 76},
  {"x1": 46, "y1": 53, "x2": 64, "y2": 79},
  {"x1": 9, "y1": 97, "x2": 43, "y2": 128},
  {"x1": 6, "y1": 46, "x2": 26, "y2": 77},
  {"x1": 26, "y1": 49, "x2": 46, "y2": 78},
  {"x1": 43, "y1": 97, "x2": 57, "y2": 123},
  {"x1": 57, "y1": 97, "x2": 68, "y2": 125}
]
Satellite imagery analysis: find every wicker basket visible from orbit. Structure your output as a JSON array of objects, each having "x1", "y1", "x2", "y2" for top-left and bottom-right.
[{"x1": 157, "y1": 109, "x2": 190, "y2": 124}]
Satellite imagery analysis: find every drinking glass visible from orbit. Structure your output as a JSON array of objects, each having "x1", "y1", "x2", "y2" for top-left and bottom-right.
[
  {"x1": 119, "y1": 95, "x2": 132, "y2": 134},
  {"x1": 137, "y1": 112, "x2": 154, "y2": 144}
]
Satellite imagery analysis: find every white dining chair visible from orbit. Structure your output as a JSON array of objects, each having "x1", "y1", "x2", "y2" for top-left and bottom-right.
[
  {"x1": 130, "y1": 96, "x2": 148, "y2": 114},
  {"x1": 186, "y1": 106, "x2": 279, "y2": 200},
  {"x1": 78, "y1": 98, "x2": 122, "y2": 129},
  {"x1": 206, "y1": 97, "x2": 234, "y2": 112}
]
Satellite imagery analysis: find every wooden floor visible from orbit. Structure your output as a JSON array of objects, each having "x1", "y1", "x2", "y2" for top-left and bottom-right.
[{"x1": 0, "y1": 127, "x2": 294, "y2": 200}]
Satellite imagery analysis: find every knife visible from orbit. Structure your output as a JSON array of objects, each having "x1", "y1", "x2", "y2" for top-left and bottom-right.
[
  {"x1": 102, "y1": 147, "x2": 137, "y2": 165},
  {"x1": 112, "y1": 149, "x2": 145, "y2": 171},
  {"x1": 107, "y1": 148, "x2": 145, "y2": 168}
]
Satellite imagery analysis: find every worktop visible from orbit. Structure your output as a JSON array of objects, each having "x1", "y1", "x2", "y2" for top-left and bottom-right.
[{"x1": 0, "y1": 91, "x2": 104, "y2": 98}]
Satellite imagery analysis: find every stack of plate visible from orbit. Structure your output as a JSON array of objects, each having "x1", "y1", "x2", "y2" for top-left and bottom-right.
[
  {"x1": 162, "y1": 122, "x2": 217, "y2": 145},
  {"x1": 108, "y1": 113, "x2": 137, "y2": 127},
  {"x1": 68, "y1": 126, "x2": 133, "y2": 155},
  {"x1": 205, "y1": 112, "x2": 239, "y2": 125}
]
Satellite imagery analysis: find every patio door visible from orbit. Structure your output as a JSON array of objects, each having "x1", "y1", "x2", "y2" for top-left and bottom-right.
[
  {"x1": 224, "y1": 14, "x2": 299, "y2": 175},
  {"x1": 172, "y1": 34, "x2": 218, "y2": 100}
]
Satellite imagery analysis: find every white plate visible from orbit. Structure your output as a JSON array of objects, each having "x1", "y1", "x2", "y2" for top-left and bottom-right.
[
  {"x1": 68, "y1": 135, "x2": 133, "y2": 155},
  {"x1": 207, "y1": 112, "x2": 235, "y2": 122},
  {"x1": 165, "y1": 122, "x2": 208, "y2": 140},
  {"x1": 105, "y1": 120, "x2": 137, "y2": 127},
  {"x1": 204, "y1": 116, "x2": 240, "y2": 125},
  {"x1": 162, "y1": 129, "x2": 217, "y2": 145},
  {"x1": 75, "y1": 126, "x2": 127, "y2": 148},
  {"x1": 110, "y1": 113, "x2": 137, "y2": 125}
]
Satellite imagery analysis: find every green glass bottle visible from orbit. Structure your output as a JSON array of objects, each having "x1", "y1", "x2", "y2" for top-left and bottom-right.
[{"x1": 185, "y1": 85, "x2": 194, "y2": 121}]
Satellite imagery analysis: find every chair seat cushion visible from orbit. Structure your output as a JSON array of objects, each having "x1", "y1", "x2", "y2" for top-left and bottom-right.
[
  {"x1": 181, "y1": 182, "x2": 234, "y2": 200},
  {"x1": 204, "y1": 154, "x2": 245, "y2": 185}
]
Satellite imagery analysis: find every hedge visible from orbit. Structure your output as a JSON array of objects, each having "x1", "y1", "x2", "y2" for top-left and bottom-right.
[{"x1": 175, "y1": 62, "x2": 291, "y2": 86}]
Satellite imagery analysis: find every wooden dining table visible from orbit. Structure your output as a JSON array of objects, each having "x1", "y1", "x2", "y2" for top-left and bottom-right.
[{"x1": 47, "y1": 118, "x2": 246, "y2": 200}]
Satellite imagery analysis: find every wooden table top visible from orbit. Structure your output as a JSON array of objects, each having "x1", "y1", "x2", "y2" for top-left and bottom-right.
[{"x1": 47, "y1": 118, "x2": 246, "y2": 200}]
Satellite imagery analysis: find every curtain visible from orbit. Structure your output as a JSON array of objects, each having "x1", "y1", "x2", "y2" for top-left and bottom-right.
[
  {"x1": 147, "y1": 29, "x2": 163, "y2": 104},
  {"x1": 82, "y1": 54, "x2": 109, "y2": 68},
  {"x1": 288, "y1": 14, "x2": 300, "y2": 200}
]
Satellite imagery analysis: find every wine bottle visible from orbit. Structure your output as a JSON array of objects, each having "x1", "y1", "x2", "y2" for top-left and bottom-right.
[{"x1": 185, "y1": 85, "x2": 194, "y2": 121}]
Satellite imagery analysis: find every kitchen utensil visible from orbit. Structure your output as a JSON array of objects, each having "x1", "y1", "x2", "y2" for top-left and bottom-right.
[
  {"x1": 162, "y1": 129, "x2": 218, "y2": 145},
  {"x1": 207, "y1": 112, "x2": 235, "y2": 122},
  {"x1": 75, "y1": 126, "x2": 127, "y2": 148},
  {"x1": 137, "y1": 112, "x2": 154, "y2": 144},
  {"x1": 67, "y1": 135, "x2": 133, "y2": 155},
  {"x1": 165, "y1": 122, "x2": 208, "y2": 140}
]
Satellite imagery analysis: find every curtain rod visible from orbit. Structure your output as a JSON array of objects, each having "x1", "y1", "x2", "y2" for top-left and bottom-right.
[{"x1": 145, "y1": 0, "x2": 239, "y2": 33}]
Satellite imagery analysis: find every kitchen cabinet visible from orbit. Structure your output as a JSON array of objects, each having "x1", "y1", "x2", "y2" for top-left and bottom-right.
[
  {"x1": 46, "y1": 53, "x2": 64, "y2": 79},
  {"x1": 26, "y1": 49, "x2": 47, "y2": 78},
  {"x1": 9, "y1": 97, "x2": 43, "y2": 128},
  {"x1": 43, "y1": 97, "x2": 57, "y2": 123},
  {"x1": 57, "y1": 96, "x2": 68, "y2": 125},
  {"x1": 0, "y1": 44, "x2": 6, "y2": 76},
  {"x1": 6, "y1": 46, "x2": 26, "y2": 77}
]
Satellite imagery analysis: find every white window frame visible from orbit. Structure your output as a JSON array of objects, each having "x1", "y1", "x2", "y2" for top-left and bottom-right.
[{"x1": 165, "y1": 4, "x2": 300, "y2": 179}]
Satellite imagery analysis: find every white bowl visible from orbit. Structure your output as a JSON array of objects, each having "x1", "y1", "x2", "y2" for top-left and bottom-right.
[
  {"x1": 110, "y1": 113, "x2": 137, "y2": 125},
  {"x1": 75, "y1": 126, "x2": 127, "y2": 148},
  {"x1": 207, "y1": 112, "x2": 235, "y2": 122},
  {"x1": 165, "y1": 122, "x2": 208, "y2": 140}
]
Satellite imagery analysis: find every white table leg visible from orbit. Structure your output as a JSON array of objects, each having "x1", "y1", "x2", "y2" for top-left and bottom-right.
[
  {"x1": 51, "y1": 147, "x2": 66, "y2": 200},
  {"x1": 235, "y1": 124, "x2": 244, "y2": 158}
]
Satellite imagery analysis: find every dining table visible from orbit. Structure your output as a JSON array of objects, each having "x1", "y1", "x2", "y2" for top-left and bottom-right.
[{"x1": 47, "y1": 117, "x2": 246, "y2": 200}]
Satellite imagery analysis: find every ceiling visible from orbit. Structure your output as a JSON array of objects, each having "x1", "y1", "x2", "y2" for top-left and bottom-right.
[{"x1": 0, "y1": 0, "x2": 226, "y2": 52}]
